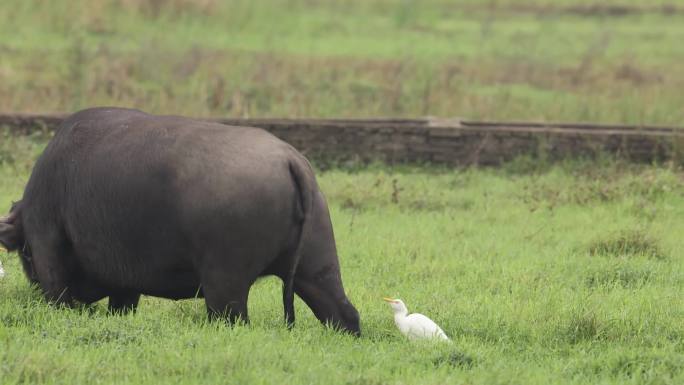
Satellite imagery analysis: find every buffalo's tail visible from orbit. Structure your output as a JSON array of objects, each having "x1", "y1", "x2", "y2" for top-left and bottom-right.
[{"x1": 284, "y1": 154, "x2": 315, "y2": 328}]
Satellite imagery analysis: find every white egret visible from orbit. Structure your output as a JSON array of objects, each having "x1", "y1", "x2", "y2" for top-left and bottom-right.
[
  {"x1": 383, "y1": 297, "x2": 450, "y2": 341},
  {"x1": 0, "y1": 246, "x2": 5, "y2": 278}
]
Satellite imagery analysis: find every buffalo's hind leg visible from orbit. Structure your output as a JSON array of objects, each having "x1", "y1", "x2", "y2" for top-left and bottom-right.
[
  {"x1": 108, "y1": 292, "x2": 141, "y2": 315},
  {"x1": 204, "y1": 284, "x2": 250, "y2": 324},
  {"x1": 294, "y1": 271, "x2": 360, "y2": 336},
  {"x1": 199, "y1": 266, "x2": 251, "y2": 325},
  {"x1": 293, "y1": 191, "x2": 361, "y2": 335}
]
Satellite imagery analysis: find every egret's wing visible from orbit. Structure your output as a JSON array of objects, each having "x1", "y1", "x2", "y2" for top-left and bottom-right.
[{"x1": 406, "y1": 313, "x2": 450, "y2": 340}]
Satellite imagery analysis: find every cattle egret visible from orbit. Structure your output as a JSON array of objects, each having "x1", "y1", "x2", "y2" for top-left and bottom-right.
[
  {"x1": 0, "y1": 246, "x2": 5, "y2": 278},
  {"x1": 383, "y1": 297, "x2": 450, "y2": 341}
]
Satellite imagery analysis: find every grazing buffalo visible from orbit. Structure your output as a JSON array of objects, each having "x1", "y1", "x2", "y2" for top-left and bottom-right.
[{"x1": 0, "y1": 107, "x2": 360, "y2": 335}]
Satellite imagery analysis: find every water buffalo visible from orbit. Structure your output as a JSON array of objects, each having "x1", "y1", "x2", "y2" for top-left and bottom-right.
[{"x1": 0, "y1": 107, "x2": 360, "y2": 335}]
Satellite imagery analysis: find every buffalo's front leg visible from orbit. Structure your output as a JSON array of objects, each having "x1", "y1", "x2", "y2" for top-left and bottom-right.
[
  {"x1": 108, "y1": 292, "x2": 141, "y2": 314},
  {"x1": 29, "y1": 239, "x2": 75, "y2": 307}
]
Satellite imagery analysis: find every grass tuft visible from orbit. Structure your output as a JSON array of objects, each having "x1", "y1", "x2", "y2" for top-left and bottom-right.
[
  {"x1": 431, "y1": 350, "x2": 476, "y2": 369},
  {"x1": 564, "y1": 311, "x2": 603, "y2": 344},
  {"x1": 587, "y1": 230, "x2": 667, "y2": 260},
  {"x1": 585, "y1": 265, "x2": 653, "y2": 289}
]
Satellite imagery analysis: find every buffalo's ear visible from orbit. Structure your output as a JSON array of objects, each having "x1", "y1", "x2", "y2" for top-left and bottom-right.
[{"x1": 0, "y1": 222, "x2": 20, "y2": 251}]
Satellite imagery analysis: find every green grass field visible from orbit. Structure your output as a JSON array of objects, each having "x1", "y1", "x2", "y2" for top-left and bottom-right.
[
  {"x1": 2, "y1": 1, "x2": 684, "y2": 384},
  {"x1": 1, "y1": 0, "x2": 684, "y2": 124},
  {"x1": 1, "y1": 135, "x2": 683, "y2": 384}
]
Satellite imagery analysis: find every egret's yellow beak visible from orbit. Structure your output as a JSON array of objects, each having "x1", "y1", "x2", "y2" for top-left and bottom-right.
[
  {"x1": 0, "y1": 246, "x2": 6, "y2": 252},
  {"x1": 382, "y1": 297, "x2": 395, "y2": 303}
]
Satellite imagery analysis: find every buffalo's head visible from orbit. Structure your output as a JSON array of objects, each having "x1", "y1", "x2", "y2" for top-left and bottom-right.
[
  {"x1": 0, "y1": 201, "x2": 37, "y2": 282},
  {"x1": 0, "y1": 201, "x2": 23, "y2": 251}
]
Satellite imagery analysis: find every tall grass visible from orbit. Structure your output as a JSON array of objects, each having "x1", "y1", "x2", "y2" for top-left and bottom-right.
[{"x1": 0, "y1": 0, "x2": 683, "y2": 124}]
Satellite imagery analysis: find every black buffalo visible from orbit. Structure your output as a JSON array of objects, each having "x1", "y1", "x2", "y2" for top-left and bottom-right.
[{"x1": 0, "y1": 107, "x2": 360, "y2": 335}]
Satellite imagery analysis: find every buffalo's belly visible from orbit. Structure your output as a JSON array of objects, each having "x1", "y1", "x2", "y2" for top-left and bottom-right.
[
  {"x1": 115, "y1": 267, "x2": 202, "y2": 300},
  {"x1": 74, "y1": 251, "x2": 201, "y2": 300},
  {"x1": 138, "y1": 269, "x2": 203, "y2": 300}
]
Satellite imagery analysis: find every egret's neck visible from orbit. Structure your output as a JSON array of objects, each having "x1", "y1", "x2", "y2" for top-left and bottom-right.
[{"x1": 393, "y1": 307, "x2": 408, "y2": 319}]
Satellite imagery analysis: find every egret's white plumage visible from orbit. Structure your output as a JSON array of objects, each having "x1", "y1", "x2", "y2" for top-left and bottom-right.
[
  {"x1": 383, "y1": 297, "x2": 450, "y2": 341},
  {"x1": 0, "y1": 247, "x2": 6, "y2": 278}
]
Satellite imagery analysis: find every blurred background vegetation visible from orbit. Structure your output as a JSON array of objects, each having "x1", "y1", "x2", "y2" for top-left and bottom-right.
[{"x1": 0, "y1": 0, "x2": 683, "y2": 124}]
